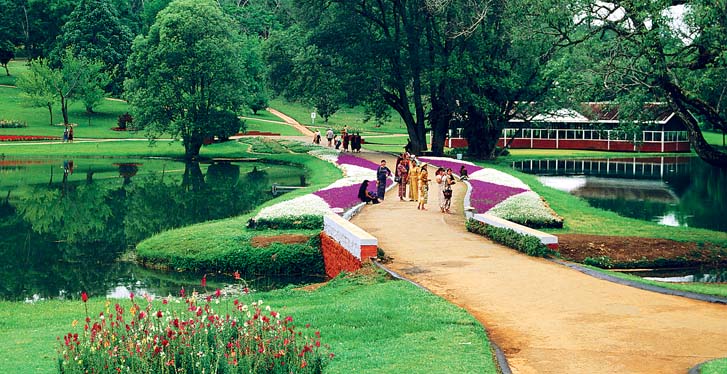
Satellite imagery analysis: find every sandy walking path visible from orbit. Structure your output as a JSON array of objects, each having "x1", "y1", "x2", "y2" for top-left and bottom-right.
[
  {"x1": 266, "y1": 108, "x2": 315, "y2": 137},
  {"x1": 351, "y1": 152, "x2": 727, "y2": 374}
]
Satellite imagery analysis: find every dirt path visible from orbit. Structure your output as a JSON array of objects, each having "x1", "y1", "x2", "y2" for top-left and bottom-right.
[
  {"x1": 266, "y1": 108, "x2": 314, "y2": 137},
  {"x1": 351, "y1": 151, "x2": 727, "y2": 374}
]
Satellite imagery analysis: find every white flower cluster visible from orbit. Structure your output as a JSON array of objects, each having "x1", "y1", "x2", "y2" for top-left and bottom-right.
[
  {"x1": 308, "y1": 149, "x2": 340, "y2": 164},
  {"x1": 469, "y1": 168, "x2": 530, "y2": 190},
  {"x1": 255, "y1": 194, "x2": 331, "y2": 220},
  {"x1": 488, "y1": 191, "x2": 560, "y2": 224}
]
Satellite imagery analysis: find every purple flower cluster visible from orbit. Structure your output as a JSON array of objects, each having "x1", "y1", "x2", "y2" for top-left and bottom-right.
[
  {"x1": 337, "y1": 154, "x2": 380, "y2": 169},
  {"x1": 468, "y1": 179, "x2": 527, "y2": 213},
  {"x1": 314, "y1": 181, "x2": 373, "y2": 210},
  {"x1": 419, "y1": 157, "x2": 483, "y2": 175}
]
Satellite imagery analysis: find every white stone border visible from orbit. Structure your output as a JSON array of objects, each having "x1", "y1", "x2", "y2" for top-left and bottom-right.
[{"x1": 323, "y1": 213, "x2": 378, "y2": 259}]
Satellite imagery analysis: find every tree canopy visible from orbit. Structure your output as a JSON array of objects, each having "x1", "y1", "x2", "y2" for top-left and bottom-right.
[{"x1": 125, "y1": 0, "x2": 262, "y2": 159}]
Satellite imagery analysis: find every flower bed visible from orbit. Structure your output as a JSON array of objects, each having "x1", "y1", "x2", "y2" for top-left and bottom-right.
[
  {"x1": 0, "y1": 119, "x2": 27, "y2": 128},
  {"x1": 252, "y1": 149, "x2": 392, "y2": 224},
  {"x1": 419, "y1": 156, "x2": 562, "y2": 228},
  {"x1": 0, "y1": 135, "x2": 60, "y2": 142},
  {"x1": 58, "y1": 289, "x2": 331, "y2": 373}
]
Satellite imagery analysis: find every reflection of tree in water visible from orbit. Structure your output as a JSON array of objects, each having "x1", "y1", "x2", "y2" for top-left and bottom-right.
[
  {"x1": 1, "y1": 161, "x2": 277, "y2": 300},
  {"x1": 671, "y1": 158, "x2": 727, "y2": 232}
]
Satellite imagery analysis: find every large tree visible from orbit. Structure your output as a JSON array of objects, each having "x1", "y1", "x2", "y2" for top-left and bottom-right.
[
  {"x1": 552, "y1": 1, "x2": 727, "y2": 167},
  {"x1": 51, "y1": 0, "x2": 133, "y2": 95},
  {"x1": 125, "y1": 0, "x2": 257, "y2": 159}
]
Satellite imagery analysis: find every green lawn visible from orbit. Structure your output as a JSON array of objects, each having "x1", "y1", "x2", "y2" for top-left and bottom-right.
[
  {"x1": 269, "y1": 98, "x2": 409, "y2": 136},
  {"x1": 243, "y1": 116, "x2": 304, "y2": 136},
  {"x1": 701, "y1": 358, "x2": 727, "y2": 374},
  {"x1": 0, "y1": 86, "x2": 136, "y2": 139},
  {"x1": 0, "y1": 272, "x2": 498, "y2": 374},
  {"x1": 0, "y1": 60, "x2": 28, "y2": 86},
  {"x1": 703, "y1": 130, "x2": 727, "y2": 148}
]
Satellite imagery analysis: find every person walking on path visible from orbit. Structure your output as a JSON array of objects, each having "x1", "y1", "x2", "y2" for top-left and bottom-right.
[
  {"x1": 408, "y1": 159, "x2": 419, "y2": 202},
  {"x1": 342, "y1": 133, "x2": 350, "y2": 152},
  {"x1": 326, "y1": 128, "x2": 334, "y2": 147},
  {"x1": 68, "y1": 125, "x2": 74, "y2": 143},
  {"x1": 396, "y1": 156, "x2": 409, "y2": 201},
  {"x1": 442, "y1": 168, "x2": 455, "y2": 213},
  {"x1": 376, "y1": 159, "x2": 392, "y2": 200},
  {"x1": 417, "y1": 164, "x2": 430, "y2": 210},
  {"x1": 435, "y1": 167, "x2": 446, "y2": 212},
  {"x1": 313, "y1": 129, "x2": 321, "y2": 144},
  {"x1": 62, "y1": 126, "x2": 69, "y2": 143}
]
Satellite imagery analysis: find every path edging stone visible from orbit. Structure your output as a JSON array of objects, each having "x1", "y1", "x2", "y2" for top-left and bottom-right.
[
  {"x1": 371, "y1": 261, "x2": 513, "y2": 374},
  {"x1": 552, "y1": 259, "x2": 727, "y2": 305}
]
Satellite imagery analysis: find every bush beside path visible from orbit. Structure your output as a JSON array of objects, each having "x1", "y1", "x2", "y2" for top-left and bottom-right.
[{"x1": 351, "y1": 151, "x2": 727, "y2": 374}]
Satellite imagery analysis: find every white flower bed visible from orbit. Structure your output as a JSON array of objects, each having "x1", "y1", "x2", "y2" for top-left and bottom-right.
[
  {"x1": 488, "y1": 191, "x2": 561, "y2": 225},
  {"x1": 255, "y1": 194, "x2": 331, "y2": 220},
  {"x1": 468, "y1": 168, "x2": 530, "y2": 190}
]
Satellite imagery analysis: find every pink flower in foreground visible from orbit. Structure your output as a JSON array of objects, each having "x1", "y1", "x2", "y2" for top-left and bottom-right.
[
  {"x1": 81, "y1": 291, "x2": 88, "y2": 303},
  {"x1": 201, "y1": 275, "x2": 207, "y2": 288}
]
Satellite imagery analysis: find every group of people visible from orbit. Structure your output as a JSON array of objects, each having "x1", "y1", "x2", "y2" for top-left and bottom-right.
[
  {"x1": 316, "y1": 127, "x2": 363, "y2": 152},
  {"x1": 360, "y1": 153, "x2": 458, "y2": 213},
  {"x1": 62, "y1": 125, "x2": 74, "y2": 143}
]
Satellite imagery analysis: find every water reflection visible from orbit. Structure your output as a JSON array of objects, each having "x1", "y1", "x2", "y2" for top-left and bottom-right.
[
  {"x1": 0, "y1": 157, "x2": 311, "y2": 301},
  {"x1": 513, "y1": 156, "x2": 727, "y2": 232}
]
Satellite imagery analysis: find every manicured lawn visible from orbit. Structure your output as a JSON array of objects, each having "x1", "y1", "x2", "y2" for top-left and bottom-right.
[
  {"x1": 0, "y1": 272, "x2": 498, "y2": 374},
  {"x1": 701, "y1": 358, "x2": 727, "y2": 374},
  {"x1": 269, "y1": 98, "x2": 408, "y2": 136},
  {"x1": 0, "y1": 60, "x2": 28, "y2": 86},
  {"x1": 243, "y1": 117, "x2": 304, "y2": 136},
  {"x1": 703, "y1": 130, "x2": 727, "y2": 149},
  {"x1": 0, "y1": 86, "x2": 136, "y2": 138}
]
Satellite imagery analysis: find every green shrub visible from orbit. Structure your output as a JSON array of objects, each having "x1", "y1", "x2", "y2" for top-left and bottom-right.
[
  {"x1": 0, "y1": 119, "x2": 26, "y2": 128},
  {"x1": 583, "y1": 256, "x2": 615, "y2": 269},
  {"x1": 250, "y1": 215, "x2": 324, "y2": 230},
  {"x1": 466, "y1": 219, "x2": 553, "y2": 257}
]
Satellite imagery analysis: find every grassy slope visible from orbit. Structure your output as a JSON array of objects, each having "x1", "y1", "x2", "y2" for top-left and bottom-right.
[
  {"x1": 244, "y1": 117, "x2": 303, "y2": 136},
  {"x1": 135, "y1": 141, "x2": 342, "y2": 266},
  {"x1": 701, "y1": 358, "x2": 727, "y2": 374},
  {"x1": 270, "y1": 98, "x2": 408, "y2": 136},
  {"x1": 0, "y1": 273, "x2": 497, "y2": 374}
]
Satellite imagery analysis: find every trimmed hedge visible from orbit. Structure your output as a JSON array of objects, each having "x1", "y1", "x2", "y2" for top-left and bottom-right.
[
  {"x1": 249, "y1": 215, "x2": 323, "y2": 230},
  {"x1": 466, "y1": 219, "x2": 554, "y2": 257},
  {"x1": 138, "y1": 234, "x2": 324, "y2": 276}
]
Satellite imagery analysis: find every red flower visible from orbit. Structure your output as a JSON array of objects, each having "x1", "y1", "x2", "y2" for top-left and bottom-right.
[
  {"x1": 201, "y1": 275, "x2": 207, "y2": 288},
  {"x1": 156, "y1": 310, "x2": 163, "y2": 318},
  {"x1": 233, "y1": 271, "x2": 241, "y2": 280},
  {"x1": 180, "y1": 287, "x2": 185, "y2": 297},
  {"x1": 81, "y1": 291, "x2": 88, "y2": 303},
  {"x1": 129, "y1": 292, "x2": 135, "y2": 301},
  {"x1": 214, "y1": 288, "x2": 221, "y2": 298}
]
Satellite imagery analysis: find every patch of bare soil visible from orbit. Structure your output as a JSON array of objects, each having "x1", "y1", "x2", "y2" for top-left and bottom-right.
[
  {"x1": 250, "y1": 234, "x2": 309, "y2": 248},
  {"x1": 557, "y1": 234, "x2": 727, "y2": 265}
]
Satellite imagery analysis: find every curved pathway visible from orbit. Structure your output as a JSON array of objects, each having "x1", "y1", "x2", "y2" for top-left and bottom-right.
[
  {"x1": 266, "y1": 108, "x2": 315, "y2": 137},
  {"x1": 351, "y1": 151, "x2": 727, "y2": 374}
]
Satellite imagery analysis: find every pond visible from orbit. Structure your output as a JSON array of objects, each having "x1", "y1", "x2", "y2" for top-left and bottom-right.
[
  {"x1": 511, "y1": 156, "x2": 727, "y2": 233},
  {"x1": 0, "y1": 157, "x2": 322, "y2": 302}
]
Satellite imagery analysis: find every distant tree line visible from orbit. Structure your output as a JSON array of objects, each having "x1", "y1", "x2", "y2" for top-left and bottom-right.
[{"x1": 1, "y1": 0, "x2": 727, "y2": 164}]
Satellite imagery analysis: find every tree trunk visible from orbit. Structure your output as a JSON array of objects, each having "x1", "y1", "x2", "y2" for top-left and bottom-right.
[
  {"x1": 462, "y1": 106, "x2": 503, "y2": 160},
  {"x1": 429, "y1": 95, "x2": 451, "y2": 156},
  {"x1": 3, "y1": 64, "x2": 8, "y2": 76},
  {"x1": 47, "y1": 103, "x2": 53, "y2": 126},
  {"x1": 184, "y1": 139, "x2": 203, "y2": 160},
  {"x1": 60, "y1": 95, "x2": 69, "y2": 125},
  {"x1": 669, "y1": 97, "x2": 727, "y2": 168}
]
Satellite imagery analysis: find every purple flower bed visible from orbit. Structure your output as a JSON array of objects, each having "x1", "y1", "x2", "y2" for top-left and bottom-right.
[
  {"x1": 337, "y1": 154, "x2": 380, "y2": 169},
  {"x1": 419, "y1": 157, "x2": 483, "y2": 175},
  {"x1": 314, "y1": 182, "x2": 371, "y2": 211},
  {"x1": 468, "y1": 179, "x2": 527, "y2": 213}
]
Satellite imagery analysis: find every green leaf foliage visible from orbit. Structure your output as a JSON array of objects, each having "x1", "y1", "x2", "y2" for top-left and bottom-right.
[{"x1": 125, "y1": 0, "x2": 262, "y2": 159}]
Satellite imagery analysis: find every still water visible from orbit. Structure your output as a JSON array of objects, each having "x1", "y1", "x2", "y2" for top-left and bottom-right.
[
  {"x1": 511, "y1": 156, "x2": 727, "y2": 232},
  {"x1": 0, "y1": 157, "x2": 321, "y2": 302}
]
